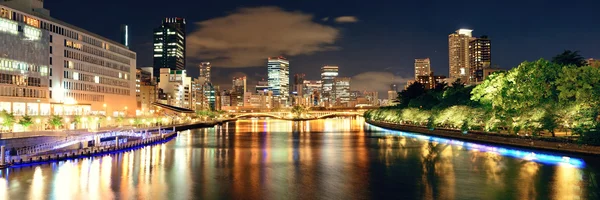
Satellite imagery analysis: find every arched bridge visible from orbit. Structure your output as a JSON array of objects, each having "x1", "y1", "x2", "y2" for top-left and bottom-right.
[{"x1": 232, "y1": 110, "x2": 365, "y2": 120}]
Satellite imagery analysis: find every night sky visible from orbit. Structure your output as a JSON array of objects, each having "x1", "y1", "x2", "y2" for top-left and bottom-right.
[{"x1": 45, "y1": 0, "x2": 600, "y2": 94}]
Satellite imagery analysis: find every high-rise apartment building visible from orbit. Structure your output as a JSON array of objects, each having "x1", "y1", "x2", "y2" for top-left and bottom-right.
[
  {"x1": 448, "y1": 29, "x2": 474, "y2": 82},
  {"x1": 153, "y1": 17, "x2": 186, "y2": 79},
  {"x1": 333, "y1": 77, "x2": 351, "y2": 106},
  {"x1": 199, "y1": 62, "x2": 211, "y2": 82},
  {"x1": 267, "y1": 56, "x2": 290, "y2": 100},
  {"x1": 321, "y1": 66, "x2": 339, "y2": 104},
  {"x1": 414, "y1": 58, "x2": 431, "y2": 80},
  {"x1": 0, "y1": 0, "x2": 137, "y2": 116},
  {"x1": 469, "y1": 36, "x2": 492, "y2": 82},
  {"x1": 231, "y1": 76, "x2": 246, "y2": 107}
]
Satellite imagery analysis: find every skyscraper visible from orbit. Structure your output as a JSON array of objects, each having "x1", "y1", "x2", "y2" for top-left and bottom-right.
[
  {"x1": 231, "y1": 76, "x2": 246, "y2": 107},
  {"x1": 199, "y1": 62, "x2": 211, "y2": 83},
  {"x1": 469, "y1": 36, "x2": 492, "y2": 83},
  {"x1": 267, "y1": 56, "x2": 290, "y2": 100},
  {"x1": 321, "y1": 66, "x2": 339, "y2": 103},
  {"x1": 153, "y1": 17, "x2": 186, "y2": 79},
  {"x1": 414, "y1": 58, "x2": 431, "y2": 80},
  {"x1": 333, "y1": 77, "x2": 351, "y2": 106},
  {"x1": 448, "y1": 29, "x2": 474, "y2": 82}
]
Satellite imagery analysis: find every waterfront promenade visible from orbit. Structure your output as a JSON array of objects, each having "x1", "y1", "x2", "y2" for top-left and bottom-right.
[
  {"x1": 367, "y1": 119, "x2": 600, "y2": 156},
  {"x1": 0, "y1": 118, "x2": 236, "y2": 168}
]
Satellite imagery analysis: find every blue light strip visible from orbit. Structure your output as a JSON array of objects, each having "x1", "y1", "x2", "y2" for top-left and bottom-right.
[{"x1": 367, "y1": 124, "x2": 586, "y2": 168}]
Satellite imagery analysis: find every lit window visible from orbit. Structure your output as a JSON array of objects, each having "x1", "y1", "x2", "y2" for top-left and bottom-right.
[{"x1": 94, "y1": 76, "x2": 100, "y2": 83}]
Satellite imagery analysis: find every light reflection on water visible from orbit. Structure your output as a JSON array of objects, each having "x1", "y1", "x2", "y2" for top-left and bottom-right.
[{"x1": 0, "y1": 117, "x2": 598, "y2": 200}]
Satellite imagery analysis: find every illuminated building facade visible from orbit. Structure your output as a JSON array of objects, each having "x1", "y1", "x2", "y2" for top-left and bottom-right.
[
  {"x1": 469, "y1": 36, "x2": 492, "y2": 83},
  {"x1": 448, "y1": 29, "x2": 474, "y2": 82},
  {"x1": 267, "y1": 56, "x2": 290, "y2": 101},
  {"x1": 199, "y1": 62, "x2": 211, "y2": 82},
  {"x1": 333, "y1": 77, "x2": 351, "y2": 106},
  {"x1": 158, "y1": 68, "x2": 191, "y2": 109},
  {"x1": 0, "y1": 1, "x2": 136, "y2": 116},
  {"x1": 153, "y1": 17, "x2": 185, "y2": 80},
  {"x1": 231, "y1": 76, "x2": 246, "y2": 107},
  {"x1": 414, "y1": 58, "x2": 431, "y2": 80},
  {"x1": 321, "y1": 65, "x2": 338, "y2": 104}
]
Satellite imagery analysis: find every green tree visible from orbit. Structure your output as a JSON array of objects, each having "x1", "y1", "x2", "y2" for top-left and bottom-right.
[
  {"x1": 552, "y1": 50, "x2": 586, "y2": 67},
  {"x1": 396, "y1": 81, "x2": 425, "y2": 108},
  {"x1": 18, "y1": 115, "x2": 33, "y2": 128},
  {"x1": 539, "y1": 111, "x2": 558, "y2": 137},
  {"x1": 291, "y1": 105, "x2": 307, "y2": 117},
  {"x1": 49, "y1": 115, "x2": 63, "y2": 130},
  {"x1": 0, "y1": 110, "x2": 15, "y2": 131}
]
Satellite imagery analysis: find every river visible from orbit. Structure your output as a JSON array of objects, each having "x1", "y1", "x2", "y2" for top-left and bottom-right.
[{"x1": 1, "y1": 117, "x2": 599, "y2": 200}]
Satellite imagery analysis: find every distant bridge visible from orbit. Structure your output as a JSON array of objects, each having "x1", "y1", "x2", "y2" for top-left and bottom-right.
[{"x1": 232, "y1": 110, "x2": 365, "y2": 120}]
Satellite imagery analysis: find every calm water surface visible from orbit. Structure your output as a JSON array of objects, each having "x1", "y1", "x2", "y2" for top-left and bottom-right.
[{"x1": 1, "y1": 117, "x2": 599, "y2": 200}]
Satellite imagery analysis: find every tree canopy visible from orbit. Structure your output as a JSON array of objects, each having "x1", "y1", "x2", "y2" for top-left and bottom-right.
[{"x1": 551, "y1": 50, "x2": 586, "y2": 67}]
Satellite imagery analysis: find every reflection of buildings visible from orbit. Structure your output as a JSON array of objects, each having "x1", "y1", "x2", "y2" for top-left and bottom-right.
[
  {"x1": 153, "y1": 17, "x2": 185, "y2": 80},
  {"x1": 267, "y1": 56, "x2": 290, "y2": 103},
  {"x1": 321, "y1": 66, "x2": 338, "y2": 105},
  {"x1": 469, "y1": 36, "x2": 492, "y2": 83},
  {"x1": 414, "y1": 58, "x2": 431, "y2": 80},
  {"x1": 0, "y1": 1, "x2": 136, "y2": 116},
  {"x1": 448, "y1": 29, "x2": 474, "y2": 82}
]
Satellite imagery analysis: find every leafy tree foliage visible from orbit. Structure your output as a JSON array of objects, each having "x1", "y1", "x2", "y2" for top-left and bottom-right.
[
  {"x1": 552, "y1": 50, "x2": 586, "y2": 67},
  {"x1": 0, "y1": 110, "x2": 15, "y2": 131},
  {"x1": 18, "y1": 115, "x2": 33, "y2": 128},
  {"x1": 49, "y1": 115, "x2": 63, "y2": 130}
]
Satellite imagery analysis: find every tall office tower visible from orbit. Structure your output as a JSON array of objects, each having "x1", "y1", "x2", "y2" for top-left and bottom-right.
[
  {"x1": 333, "y1": 77, "x2": 351, "y2": 106},
  {"x1": 199, "y1": 62, "x2": 211, "y2": 83},
  {"x1": 321, "y1": 66, "x2": 339, "y2": 103},
  {"x1": 469, "y1": 36, "x2": 492, "y2": 83},
  {"x1": 267, "y1": 56, "x2": 290, "y2": 100},
  {"x1": 120, "y1": 24, "x2": 129, "y2": 48},
  {"x1": 449, "y1": 29, "x2": 475, "y2": 82},
  {"x1": 0, "y1": 0, "x2": 137, "y2": 116},
  {"x1": 414, "y1": 58, "x2": 431, "y2": 80},
  {"x1": 293, "y1": 73, "x2": 305, "y2": 94},
  {"x1": 153, "y1": 17, "x2": 186, "y2": 79},
  {"x1": 231, "y1": 76, "x2": 246, "y2": 107}
]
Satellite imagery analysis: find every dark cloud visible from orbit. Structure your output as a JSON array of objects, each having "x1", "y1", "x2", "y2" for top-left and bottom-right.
[
  {"x1": 187, "y1": 6, "x2": 341, "y2": 68},
  {"x1": 350, "y1": 72, "x2": 410, "y2": 98},
  {"x1": 334, "y1": 16, "x2": 359, "y2": 23}
]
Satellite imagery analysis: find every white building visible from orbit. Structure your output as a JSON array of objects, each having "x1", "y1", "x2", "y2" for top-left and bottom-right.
[
  {"x1": 267, "y1": 56, "x2": 290, "y2": 104},
  {"x1": 333, "y1": 77, "x2": 351, "y2": 106},
  {"x1": 0, "y1": 0, "x2": 137, "y2": 116},
  {"x1": 448, "y1": 29, "x2": 474, "y2": 82},
  {"x1": 414, "y1": 58, "x2": 431, "y2": 80},
  {"x1": 158, "y1": 68, "x2": 191, "y2": 109}
]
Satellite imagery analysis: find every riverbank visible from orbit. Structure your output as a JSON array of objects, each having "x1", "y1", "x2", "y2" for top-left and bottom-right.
[
  {"x1": 366, "y1": 119, "x2": 600, "y2": 156},
  {"x1": 0, "y1": 118, "x2": 237, "y2": 168}
]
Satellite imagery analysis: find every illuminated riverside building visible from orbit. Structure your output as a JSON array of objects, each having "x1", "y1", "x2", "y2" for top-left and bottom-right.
[
  {"x1": 469, "y1": 36, "x2": 492, "y2": 83},
  {"x1": 231, "y1": 76, "x2": 246, "y2": 107},
  {"x1": 321, "y1": 65, "x2": 339, "y2": 105},
  {"x1": 158, "y1": 68, "x2": 191, "y2": 109},
  {"x1": 153, "y1": 17, "x2": 185, "y2": 80},
  {"x1": 136, "y1": 67, "x2": 157, "y2": 115},
  {"x1": 414, "y1": 58, "x2": 431, "y2": 80},
  {"x1": 267, "y1": 56, "x2": 290, "y2": 102},
  {"x1": 199, "y1": 62, "x2": 211, "y2": 82},
  {"x1": 0, "y1": 1, "x2": 136, "y2": 116},
  {"x1": 333, "y1": 77, "x2": 351, "y2": 106},
  {"x1": 448, "y1": 29, "x2": 474, "y2": 82}
]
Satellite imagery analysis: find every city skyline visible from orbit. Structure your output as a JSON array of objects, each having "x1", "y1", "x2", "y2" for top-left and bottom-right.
[{"x1": 42, "y1": 0, "x2": 600, "y2": 94}]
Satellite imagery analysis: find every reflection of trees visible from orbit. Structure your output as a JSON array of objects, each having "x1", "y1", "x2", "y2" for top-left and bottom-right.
[{"x1": 420, "y1": 141, "x2": 455, "y2": 200}]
